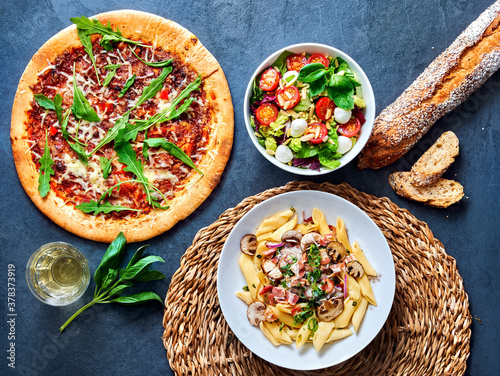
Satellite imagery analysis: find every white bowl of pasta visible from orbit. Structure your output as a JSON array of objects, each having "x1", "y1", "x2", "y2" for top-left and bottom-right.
[{"x1": 217, "y1": 190, "x2": 395, "y2": 370}]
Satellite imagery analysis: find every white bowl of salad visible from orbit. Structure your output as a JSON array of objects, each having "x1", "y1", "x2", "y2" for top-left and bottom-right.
[{"x1": 244, "y1": 43, "x2": 375, "y2": 175}]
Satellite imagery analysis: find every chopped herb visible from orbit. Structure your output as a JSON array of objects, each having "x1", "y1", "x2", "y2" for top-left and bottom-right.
[
  {"x1": 252, "y1": 283, "x2": 256, "y2": 288},
  {"x1": 279, "y1": 322, "x2": 285, "y2": 332},
  {"x1": 242, "y1": 286, "x2": 249, "y2": 292},
  {"x1": 352, "y1": 301, "x2": 357, "y2": 307},
  {"x1": 256, "y1": 254, "x2": 262, "y2": 259},
  {"x1": 281, "y1": 264, "x2": 295, "y2": 277},
  {"x1": 280, "y1": 280, "x2": 287, "y2": 288},
  {"x1": 293, "y1": 309, "x2": 314, "y2": 325}
]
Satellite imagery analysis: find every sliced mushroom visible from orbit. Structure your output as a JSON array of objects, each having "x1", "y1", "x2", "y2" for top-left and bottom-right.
[
  {"x1": 281, "y1": 230, "x2": 303, "y2": 244},
  {"x1": 247, "y1": 301, "x2": 266, "y2": 326},
  {"x1": 345, "y1": 260, "x2": 365, "y2": 278},
  {"x1": 316, "y1": 298, "x2": 344, "y2": 321},
  {"x1": 300, "y1": 232, "x2": 322, "y2": 252},
  {"x1": 326, "y1": 241, "x2": 346, "y2": 263},
  {"x1": 240, "y1": 234, "x2": 257, "y2": 256}
]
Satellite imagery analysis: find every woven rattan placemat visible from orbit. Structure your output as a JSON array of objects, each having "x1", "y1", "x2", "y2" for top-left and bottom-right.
[{"x1": 162, "y1": 181, "x2": 471, "y2": 375}]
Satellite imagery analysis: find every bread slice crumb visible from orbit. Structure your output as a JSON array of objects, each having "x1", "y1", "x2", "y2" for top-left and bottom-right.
[{"x1": 410, "y1": 131, "x2": 459, "y2": 186}]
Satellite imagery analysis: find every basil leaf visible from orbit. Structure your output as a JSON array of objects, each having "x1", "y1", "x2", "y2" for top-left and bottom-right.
[
  {"x1": 132, "y1": 67, "x2": 172, "y2": 110},
  {"x1": 125, "y1": 245, "x2": 148, "y2": 270},
  {"x1": 118, "y1": 74, "x2": 136, "y2": 98},
  {"x1": 308, "y1": 77, "x2": 327, "y2": 98},
  {"x1": 34, "y1": 94, "x2": 55, "y2": 110},
  {"x1": 129, "y1": 46, "x2": 173, "y2": 67},
  {"x1": 76, "y1": 200, "x2": 139, "y2": 215},
  {"x1": 72, "y1": 66, "x2": 100, "y2": 122},
  {"x1": 38, "y1": 131, "x2": 54, "y2": 198},
  {"x1": 327, "y1": 74, "x2": 354, "y2": 110},
  {"x1": 121, "y1": 255, "x2": 165, "y2": 280},
  {"x1": 108, "y1": 291, "x2": 163, "y2": 305},
  {"x1": 70, "y1": 16, "x2": 142, "y2": 50},
  {"x1": 76, "y1": 28, "x2": 101, "y2": 85},
  {"x1": 144, "y1": 138, "x2": 202, "y2": 175},
  {"x1": 99, "y1": 156, "x2": 112, "y2": 178},
  {"x1": 100, "y1": 269, "x2": 119, "y2": 291},
  {"x1": 94, "y1": 232, "x2": 127, "y2": 288},
  {"x1": 108, "y1": 282, "x2": 133, "y2": 298},
  {"x1": 298, "y1": 63, "x2": 328, "y2": 83},
  {"x1": 90, "y1": 113, "x2": 129, "y2": 154},
  {"x1": 272, "y1": 50, "x2": 294, "y2": 75},
  {"x1": 134, "y1": 270, "x2": 166, "y2": 282}
]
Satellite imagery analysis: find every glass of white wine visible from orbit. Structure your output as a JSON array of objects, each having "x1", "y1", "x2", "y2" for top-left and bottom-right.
[{"x1": 26, "y1": 242, "x2": 90, "y2": 306}]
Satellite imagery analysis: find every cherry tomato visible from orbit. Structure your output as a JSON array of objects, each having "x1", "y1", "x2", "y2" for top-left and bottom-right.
[
  {"x1": 160, "y1": 89, "x2": 169, "y2": 99},
  {"x1": 286, "y1": 54, "x2": 307, "y2": 71},
  {"x1": 307, "y1": 122, "x2": 328, "y2": 144},
  {"x1": 259, "y1": 67, "x2": 280, "y2": 91},
  {"x1": 315, "y1": 97, "x2": 335, "y2": 121},
  {"x1": 307, "y1": 54, "x2": 329, "y2": 67},
  {"x1": 49, "y1": 126, "x2": 57, "y2": 136},
  {"x1": 255, "y1": 103, "x2": 278, "y2": 125},
  {"x1": 276, "y1": 85, "x2": 300, "y2": 110},
  {"x1": 338, "y1": 117, "x2": 361, "y2": 137},
  {"x1": 98, "y1": 102, "x2": 114, "y2": 113}
]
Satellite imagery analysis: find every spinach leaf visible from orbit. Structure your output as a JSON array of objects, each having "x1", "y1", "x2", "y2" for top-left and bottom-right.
[
  {"x1": 99, "y1": 156, "x2": 113, "y2": 178},
  {"x1": 272, "y1": 50, "x2": 294, "y2": 75},
  {"x1": 298, "y1": 63, "x2": 328, "y2": 83},
  {"x1": 308, "y1": 76, "x2": 327, "y2": 98},
  {"x1": 129, "y1": 46, "x2": 173, "y2": 67},
  {"x1": 72, "y1": 65, "x2": 100, "y2": 122},
  {"x1": 118, "y1": 74, "x2": 136, "y2": 98},
  {"x1": 38, "y1": 131, "x2": 54, "y2": 198},
  {"x1": 143, "y1": 138, "x2": 203, "y2": 175},
  {"x1": 327, "y1": 74, "x2": 354, "y2": 110},
  {"x1": 76, "y1": 200, "x2": 139, "y2": 215},
  {"x1": 76, "y1": 28, "x2": 101, "y2": 85}
]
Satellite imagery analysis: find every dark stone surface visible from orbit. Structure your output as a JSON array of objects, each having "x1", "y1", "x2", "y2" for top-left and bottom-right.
[{"x1": 0, "y1": 0, "x2": 499, "y2": 375}]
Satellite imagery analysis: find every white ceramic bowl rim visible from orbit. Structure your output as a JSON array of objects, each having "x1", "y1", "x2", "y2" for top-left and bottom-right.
[{"x1": 244, "y1": 43, "x2": 376, "y2": 176}]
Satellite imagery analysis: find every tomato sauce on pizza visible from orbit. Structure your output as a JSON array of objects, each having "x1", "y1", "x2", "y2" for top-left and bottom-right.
[{"x1": 26, "y1": 37, "x2": 211, "y2": 219}]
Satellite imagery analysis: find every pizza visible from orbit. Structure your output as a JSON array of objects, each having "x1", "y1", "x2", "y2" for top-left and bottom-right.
[{"x1": 10, "y1": 10, "x2": 233, "y2": 243}]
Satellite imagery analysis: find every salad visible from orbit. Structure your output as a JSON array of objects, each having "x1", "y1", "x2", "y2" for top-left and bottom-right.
[{"x1": 249, "y1": 50, "x2": 366, "y2": 171}]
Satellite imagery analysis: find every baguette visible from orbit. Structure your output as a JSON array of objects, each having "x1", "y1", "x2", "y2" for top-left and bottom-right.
[
  {"x1": 358, "y1": 2, "x2": 500, "y2": 170},
  {"x1": 388, "y1": 171, "x2": 464, "y2": 208},
  {"x1": 410, "y1": 131, "x2": 459, "y2": 186}
]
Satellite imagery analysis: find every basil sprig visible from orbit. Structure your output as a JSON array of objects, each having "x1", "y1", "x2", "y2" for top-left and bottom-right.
[
  {"x1": 59, "y1": 232, "x2": 165, "y2": 333},
  {"x1": 297, "y1": 58, "x2": 360, "y2": 110},
  {"x1": 38, "y1": 131, "x2": 54, "y2": 198}
]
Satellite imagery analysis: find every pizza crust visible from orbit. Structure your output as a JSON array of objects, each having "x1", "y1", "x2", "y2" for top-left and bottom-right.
[{"x1": 11, "y1": 10, "x2": 233, "y2": 243}]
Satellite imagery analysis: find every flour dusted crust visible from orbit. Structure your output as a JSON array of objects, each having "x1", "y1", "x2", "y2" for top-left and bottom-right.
[{"x1": 11, "y1": 10, "x2": 233, "y2": 243}]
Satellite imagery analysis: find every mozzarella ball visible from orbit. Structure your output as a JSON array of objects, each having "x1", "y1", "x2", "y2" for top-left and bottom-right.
[
  {"x1": 275, "y1": 145, "x2": 294, "y2": 163},
  {"x1": 334, "y1": 108, "x2": 351, "y2": 124},
  {"x1": 337, "y1": 136, "x2": 353, "y2": 154},
  {"x1": 290, "y1": 118, "x2": 308, "y2": 137}
]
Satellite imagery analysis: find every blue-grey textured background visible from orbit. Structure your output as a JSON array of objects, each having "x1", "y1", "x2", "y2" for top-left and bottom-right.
[{"x1": 1, "y1": 0, "x2": 499, "y2": 375}]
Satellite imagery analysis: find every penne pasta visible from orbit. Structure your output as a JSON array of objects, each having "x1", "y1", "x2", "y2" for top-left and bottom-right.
[
  {"x1": 352, "y1": 241, "x2": 377, "y2": 276},
  {"x1": 236, "y1": 208, "x2": 377, "y2": 352}
]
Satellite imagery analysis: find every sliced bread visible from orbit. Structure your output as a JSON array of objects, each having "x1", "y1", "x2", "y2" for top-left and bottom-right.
[
  {"x1": 389, "y1": 171, "x2": 464, "y2": 208},
  {"x1": 410, "y1": 131, "x2": 459, "y2": 186}
]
